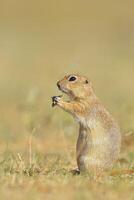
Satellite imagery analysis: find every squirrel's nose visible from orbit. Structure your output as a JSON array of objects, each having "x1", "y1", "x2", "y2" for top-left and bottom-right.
[{"x1": 57, "y1": 82, "x2": 61, "y2": 90}]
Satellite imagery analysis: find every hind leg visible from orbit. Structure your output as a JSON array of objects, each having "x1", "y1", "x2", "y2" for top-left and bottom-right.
[
  {"x1": 77, "y1": 155, "x2": 105, "y2": 177},
  {"x1": 77, "y1": 155, "x2": 89, "y2": 172}
]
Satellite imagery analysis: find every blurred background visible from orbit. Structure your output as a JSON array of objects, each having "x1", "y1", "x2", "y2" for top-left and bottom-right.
[
  {"x1": 0, "y1": 0, "x2": 134, "y2": 155},
  {"x1": 0, "y1": 1, "x2": 134, "y2": 199}
]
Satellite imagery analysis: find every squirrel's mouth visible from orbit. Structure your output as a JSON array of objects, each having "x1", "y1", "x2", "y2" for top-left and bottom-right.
[
  {"x1": 60, "y1": 88, "x2": 69, "y2": 95},
  {"x1": 57, "y1": 84, "x2": 73, "y2": 101},
  {"x1": 57, "y1": 84, "x2": 69, "y2": 95}
]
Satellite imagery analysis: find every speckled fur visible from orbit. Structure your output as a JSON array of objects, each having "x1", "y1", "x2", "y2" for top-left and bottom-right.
[{"x1": 55, "y1": 74, "x2": 121, "y2": 174}]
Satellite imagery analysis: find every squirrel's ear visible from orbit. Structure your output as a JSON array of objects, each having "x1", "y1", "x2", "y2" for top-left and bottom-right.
[
  {"x1": 85, "y1": 79, "x2": 91, "y2": 84},
  {"x1": 84, "y1": 79, "x2": 92, "y2": 87}
]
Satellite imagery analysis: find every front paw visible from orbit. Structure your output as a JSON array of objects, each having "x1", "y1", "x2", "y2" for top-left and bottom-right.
[{"x1": 52, "y1": 95, "x2": 62, "y2": 107}]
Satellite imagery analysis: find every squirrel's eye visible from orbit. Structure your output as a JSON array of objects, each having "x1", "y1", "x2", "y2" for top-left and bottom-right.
[{"x1": 68, "y1": 76, "x2": 77, "y2": 82}]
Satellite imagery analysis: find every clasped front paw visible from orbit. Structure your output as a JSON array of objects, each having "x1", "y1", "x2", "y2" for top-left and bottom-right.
[{"x1": 52, "y1": 95, "x2": 62, "y2": 107}]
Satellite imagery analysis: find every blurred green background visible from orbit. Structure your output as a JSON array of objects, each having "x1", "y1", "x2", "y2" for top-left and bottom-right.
[
  {"x1": 0, "y1": 1, "x2": 134, "y2": 199},
  {"x1": 0, "y1": 0, "x2": 134, "y2": 138}
]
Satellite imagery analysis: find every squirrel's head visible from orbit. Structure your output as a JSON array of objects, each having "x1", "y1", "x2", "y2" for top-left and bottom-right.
[{"x1": 57, "y1": 74, "x2": 94, "y2": 100}]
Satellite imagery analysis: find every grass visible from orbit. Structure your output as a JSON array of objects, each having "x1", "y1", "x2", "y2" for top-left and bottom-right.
[{"x1": 0, "y1": 140, "x2": 133, "y2": 200}]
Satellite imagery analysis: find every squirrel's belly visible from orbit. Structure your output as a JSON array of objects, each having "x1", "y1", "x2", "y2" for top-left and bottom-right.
[{"x1": 77, "y1": 124, "x2": 121, "y2": 172}]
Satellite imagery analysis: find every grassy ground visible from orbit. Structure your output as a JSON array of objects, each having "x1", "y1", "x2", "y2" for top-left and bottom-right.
[{"x1": 0, "y1": 1, "x2": 134, "y2": 199}]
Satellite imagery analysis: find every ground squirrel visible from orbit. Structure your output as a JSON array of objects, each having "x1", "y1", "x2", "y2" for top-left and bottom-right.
[{"x1": 52, "y1": 74, "x2": 121, "y2": 175}]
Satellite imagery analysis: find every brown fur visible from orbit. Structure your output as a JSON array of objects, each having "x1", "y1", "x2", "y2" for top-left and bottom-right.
[{"x1": 53, "y1": 74, "x2": 121, "y2": 175}]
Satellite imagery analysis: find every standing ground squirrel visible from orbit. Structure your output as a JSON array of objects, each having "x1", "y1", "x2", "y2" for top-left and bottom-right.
[{"x1": 52, "y1": 74, "x2": 121, "y2": 175}]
